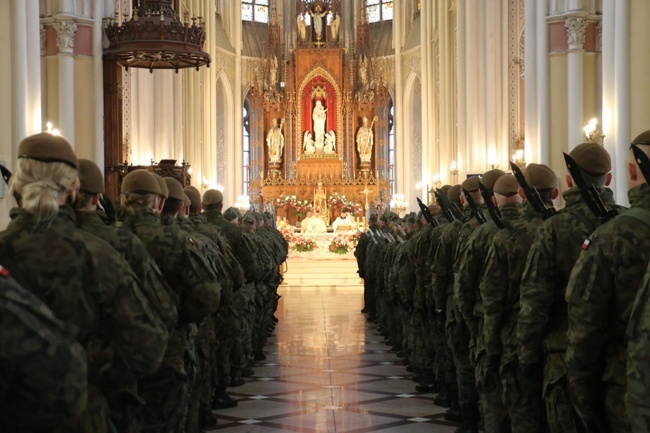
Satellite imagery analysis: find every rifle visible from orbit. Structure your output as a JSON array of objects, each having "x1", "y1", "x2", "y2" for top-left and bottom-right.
[
  {"x1": 366, "y1": 228, "x2": 379, "y2": 245},
  {"x1": 416, "y1": 197, "x2": 439, "y2": 227},
  {"x1": 632, "y1": 144, "x2": 650, "y2": 186},
  {"x1": 0, "y1": 164, "x2": 12, "y2": 185},
  {"x1": 510, "y1": 162, "x2": 557, "y2": 219},
  {"x1": 435, "y1": 188, "x2": 467, "y2": 222},
  {"x1": 478, "y1": 182, "x2": 505, "y2": 229},
  {"x1": 462, "y1": 188, "x2": 487, "y2": 225},
  {"x1": 563, "y1": 152, "x2": 617, "y2": 223}
]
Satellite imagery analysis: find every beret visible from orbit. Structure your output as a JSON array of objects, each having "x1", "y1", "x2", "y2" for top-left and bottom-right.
[
  {"x1": 152, "y1": 174, "x2": 168, "y2": 198},
  {"x1": 18, "y1": 133, "x2": 78, "y2": 169},
  {"x1": 524, "y1": 163, "x2": 558, "y2": 190},
  {"x1": 480, "y1": 169, "x2": 506, "y2": 190},
  {"x1": 632, "y1": 130, "x2": 650, "y2": 146},
  {"x1": 493, "y1": 174, "x2": 520, "y2": 196},
  {"x1": 427, "y1": 204, "x2": 441, "y2": 216},
  {"x1": 121, "y1": 169, "x2": 161, "y2": 195},
  {"x1": 203, "y1": 189, "x2": 224, "y2": 206},
  {"x1": 183, "y1": 187, "x2": 201, "y2": 207},
  {"x1": 569, "y1": 142, "x2": 611, "y2": 176},
  {"x1": 163, "y1": 177, "x2": 184, "y2": 201},
  {"x1": 223, "y1": 207, "x2": 239, "y2": 222},
  {"x1": 461, "y1": 176, "x2": 480, "y2": 193},
  {"x1": 447, "y1": 185, "x2": 462, "y2": 203},
  {"x1": 242, "y1": 212, "x2": 256, "y2": 225},
  {"x1": 78, "y1": 159, "x2": 104, "y2": 194},
  {"x1": 182, "y1": 193, "x2": 191, "y2": 207}
]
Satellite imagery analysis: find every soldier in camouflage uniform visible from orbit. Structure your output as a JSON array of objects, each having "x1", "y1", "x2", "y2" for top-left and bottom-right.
[
  {"x1": 355, "y1": 213, "x2": 378, "y2": 316},
  {"x1": 0, "y1": 134, "x2": 168, "y2": 433},
  {"x1": 431, "y1": 184, "x2": 470, "y2": 422},
  {"x1": 565, "y1": 134, "x2": 650, "y2": 433},
  {"x1": 183, "y1": 187, "x2": 244, "y2": 412},
  {"x1": 74, "y1": 160, "x2": 178, "y2": 432},
  {"x1": 0, "y1": 267, "x2": 88, "y2": 433},
  {"x1": 518, "y1": 142, "x2": 623, "y2": 433},
  {"x1": 119, "y1": 169, "x2": 221, "y2": 433},
  {"x1": 627, "y1": 259, "x2": 650, "y2": 433},
  {"x1": 481, "y1": 165, "x2": 558, "y2": 433},
  {"x1": 454, "y1": 170, "x2": 517, "y2": 433}
]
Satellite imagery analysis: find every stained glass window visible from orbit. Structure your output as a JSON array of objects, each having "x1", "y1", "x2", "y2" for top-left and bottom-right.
[
  {"x1": 242, "y1": 1, "x2": 268, "y2": 23},
  {"x1": 366, "y1": 0, "x2": 393, "y2": 22}
]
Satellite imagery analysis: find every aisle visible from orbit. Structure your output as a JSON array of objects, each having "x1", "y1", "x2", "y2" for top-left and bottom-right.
[{"x1": 211, "y1": 259, "x2": 458, "y2": 432}]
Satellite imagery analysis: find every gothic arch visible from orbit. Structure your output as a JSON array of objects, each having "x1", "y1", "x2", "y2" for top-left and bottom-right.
[{"x1": 215, "y1": 71, "x2": 236, "y2": 197}]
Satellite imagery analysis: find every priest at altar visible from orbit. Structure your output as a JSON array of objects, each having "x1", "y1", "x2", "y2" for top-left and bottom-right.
[
  {"x1": 332, "y1": 210, "x2": 356, "y2": 232},
  {"x1": 301, "y1": 211, "x2": 328, "y2": 233}
]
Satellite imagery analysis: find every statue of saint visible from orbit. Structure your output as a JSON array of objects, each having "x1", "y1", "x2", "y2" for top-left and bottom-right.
[
  {"x1": 268, "y1": 55, "x2": 278, "y2": 87},
  {"x1": 330, "y1": 13, "x2": 340, "y2": 41},
  {"x1": 266, "y1": 118, "x2": 285, "y2": 164},
  {"x1": 309, "y1": 5, "x2": 326, "y2": 40},
  {"x1": 297, "y1": 13, "x2": 307, "y2": 41},
  {"x1": 356, "y1": 116, "x2": 376, "y2": 164},
  {"x1": 312, "y1": 100, "x2": 327, "y2": 145},
  {"x1": 359, "y1": 55, "x2": 369, "y2": 87},
  {"x1": 324, "y1": 130, "x2": 336, "y2": 154},
  {"x1": 303, "y1": 131, "x2": 315, "y2": 155}
]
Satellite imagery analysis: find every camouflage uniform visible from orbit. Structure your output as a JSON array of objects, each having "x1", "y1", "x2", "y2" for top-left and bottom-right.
[
  {"x1": 566, "y1": 184, "x2": 650, "y2": 433},
  {"x1": 121, "y1": 207, "x2": 221, "y2": 433},
  {"x1": 355, "y1": 222, "x2": 378, "y2": 314},
  {"x1": 627, "y1": 259, "x2": 650, "y2": 433},
  {"x1": 481, "y1": 201, "x2": 543, "y2": 433},
  {"x1": 456, "y1": 202, "x2": 521, "y2": 433},
  {"x1": 399, "y1": 228, "x2": 425, "y2": 375},
  {"x1": 0, "y1": 269, "x2": 88, "y2": 433},
  {"x1": 0, "y1": 205, "x2": 168, "y2": 433},
  {"x1": 518, "y1": 187, "x2": 622, "y2": 433}
]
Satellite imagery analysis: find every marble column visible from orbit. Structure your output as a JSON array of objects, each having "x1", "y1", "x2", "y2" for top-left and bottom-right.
[
  {"x1": 565, "y1": 16, "x2": 588, "y2": 151},
  {"x1": 54, "y1": 20, "x2": 77, "y2": 146}
]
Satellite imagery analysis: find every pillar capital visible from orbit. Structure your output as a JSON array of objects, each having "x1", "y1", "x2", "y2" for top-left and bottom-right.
[
  {"x1": 565, "y1": 17, "x2": 588, "y2": 49},
  {"x1": 53, "y1": 20, "x2": 77, "y2": 53}
]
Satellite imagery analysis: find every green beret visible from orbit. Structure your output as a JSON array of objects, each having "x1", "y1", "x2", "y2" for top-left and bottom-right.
[
  {"x1": 242, "y1": 212, "x2": 256, "y2": 225},
  {"x1": 78, "y1": 159, "x2": 104, "y2": 194},
  {"x1": 121, "y1": 169, "x2": 161, "y2": 195},
  {"x1": 461, "y1": 176, "x2": 480, "y2": 193},
  {"x1": 183, "y1": 187, "x2": 201, "y2": 207},
  {"x1": 493, "y1": 174, "x2": 520, "y2": 196},
  {"x1": 152, "y1": 174, "x2": 168, "y2": 199},
  {"x1": 427, "y1": 204, "x2": 441, "y2": 216},
  {"x1": 203, "y1": 189, "x2": 223, "y2": 206},
  {"x1": 480, "y1": 169, "x2": 506, "y2": 190},
  {"x1": 163, "y1": 177, "x2": 184, "y2": 201},
  {"x1": 632, "y1": 130, "x2": 650, "y2": 146},
  {"x1": 447, "y1": 185, "x2": 462, "y2": 203},
  {"x1": 524, "y1": 163, "x2": 557, "y2": 190},
  {"x1": 569, "y1": 142, "x2": 611, "y2": 176},
  {"x1": 18, "y1": 133, "x2": 78, "y2": 169},
  {"x1": 182, "y1": 193, "x2": 191, "y2": 207}
]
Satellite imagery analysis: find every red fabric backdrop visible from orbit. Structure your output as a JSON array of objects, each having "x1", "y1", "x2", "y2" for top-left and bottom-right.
[{"x1": 302, "y1": 77, "x2": 337, "y2": 137}]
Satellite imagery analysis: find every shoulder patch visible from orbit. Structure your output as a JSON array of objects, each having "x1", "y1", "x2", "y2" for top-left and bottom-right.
[
  {"x1": 581, "y1": 239, "x2": 591, "y2": 250},
  {"x1": 0, "y1": 265, "x2": 9, "y2": 277}
]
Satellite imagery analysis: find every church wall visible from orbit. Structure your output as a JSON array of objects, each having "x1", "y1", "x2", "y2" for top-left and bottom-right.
[{"x1": 548, "y1": 52, "x2": 569, "y2": 191}]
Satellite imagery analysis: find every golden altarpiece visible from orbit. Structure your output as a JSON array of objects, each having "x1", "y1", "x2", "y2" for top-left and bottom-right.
[{"x1": 249, "y1": 0, "x2": 391, "y2": 226}]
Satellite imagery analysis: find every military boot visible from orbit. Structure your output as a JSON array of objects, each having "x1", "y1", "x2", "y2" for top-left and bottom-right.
[
  {"x1": 212, "y1": 386, "x2": 238, "y2": 410},
  {"x1": 454, "y1": 402, "x2": 479, "y2": 433},
  {"x1": 433, "y1": 381, "x2": 451, "y2": 408}
]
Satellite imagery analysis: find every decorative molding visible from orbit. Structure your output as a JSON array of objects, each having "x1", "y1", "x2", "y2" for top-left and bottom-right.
[
  {"x1": 217, "y1": 127, "x2": 227, "y2": 185},
  {"x1": 40, "y1": 24, "x2": 46, "y2": 56},
  {"x1": 595, "y1": 21, "x2": 602, "y2": 52},
  {"x1": 565, "y1": 17, "x2": 588, "y2": 49},
  {"x1": 53, "y1": 20, "x2": 77, "y2": 53}
]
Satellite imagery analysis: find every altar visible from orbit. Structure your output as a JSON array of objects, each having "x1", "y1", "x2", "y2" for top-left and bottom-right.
[{"x1": 286, "y1": 231, "x2": 359, "y2": 260}]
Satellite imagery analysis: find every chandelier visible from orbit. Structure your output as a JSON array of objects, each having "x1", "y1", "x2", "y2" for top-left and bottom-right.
[{"x1": 103, "y1": 0, "x2": 210, "y2": 72}]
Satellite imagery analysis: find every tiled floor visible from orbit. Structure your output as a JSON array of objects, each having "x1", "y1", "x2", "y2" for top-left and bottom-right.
[{"x1": 211, "y1": 259, "x2": 459, "y2": 433}]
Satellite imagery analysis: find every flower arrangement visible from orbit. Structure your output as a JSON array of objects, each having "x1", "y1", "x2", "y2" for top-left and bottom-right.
[
  {"x1": 327, "y1": 192, "x2": 364, "y2": 217},
  {"x1": 276, "y1": 195, "x2": 312, "y2": 218},
  {"x1": 292, "y1": 236, "x2": 317, "y2": 253},
  {"x1": 278, "y1": 226, "x2": 294, "y2": 243},
  {"x1": 328, "y1": 235, "x2": 350, "y2": 255},
  {"x1": 348, "y1": 231, "x2": 362, "y2": 248}
]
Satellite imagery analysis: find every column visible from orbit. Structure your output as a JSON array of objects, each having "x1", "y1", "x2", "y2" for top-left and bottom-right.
[
  {"x1": 393, "y1": 0, "x2": 404, "y2": 194},
  {"x1": 536, "y1": 0, "x2": 550, "y2": 164},
  {"x1": 565, "y1": 16, "x2": 588, "y2": 150},
  {"x1": 54, "y1": 20, "x2": 77, "y2": 146},
  {"x1": 92, "y1": 0, "x2": 105, "y2": 167},
  {"x1": 233, "y1": 3, "x2": 243, "y2": 196}
]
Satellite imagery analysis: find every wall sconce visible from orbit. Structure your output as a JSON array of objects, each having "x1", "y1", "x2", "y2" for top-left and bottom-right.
[
  {"x1": 45, "y1": 121, "x2": 61, "y2": 136},
  {"x1": 390, "y1": 194, "x2": 407, "y2": 217},
  {"x1": 449, "y1": 160, "x2": 459, "y2": 176},
  {"x1": 511, "y1": 135, "x2": 526, "y2": 170},
  {"x1": 584, "y1": 118, "x2": 605, "y2": 145},
  {"x1": 201, "y1": 176, "x2": 210, "y2": 190}
]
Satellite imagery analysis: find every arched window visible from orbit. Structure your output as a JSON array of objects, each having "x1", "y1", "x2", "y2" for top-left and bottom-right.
[
  {"x1": 366, "y1": 0, "x2": 393, "y2": 23},
  {"x1": 242, "y1": 0, "x2": 269, "y2": 23},
  {"x1": 388, "y1": 99, "x2": 395, "y2": 195},
  {"x1": 243, "y1": 99, "x2": 251, "y2": 194}
]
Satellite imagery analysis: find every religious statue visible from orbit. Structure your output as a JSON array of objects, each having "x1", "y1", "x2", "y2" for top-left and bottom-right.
[
  {"x1": 297, "y1": 13, "x2": 307, "y2": 41},
  {"x1": 266, "y1": 118, "x2": 285, "y2": 164},
  {"x1": 324, "y1": 130, "x2": 336, "y2": 154},
  {"x1": 356, "y1": 116, "x2": 377, "y2": 164},
  {"x1": 303, "y1": 131, "x2": 315, "y2": 154},
  {"x1": 330, "y1": 13, "x2": 340, "y2": 41},
  {"x1": 309, "y1": 5, "x2": 326, "y2": 41},
  {"x1": 312, "y1": 100, "x2": 327, "y2": 145},
  {"x1": 359, "y1": 55, "x2": 369, "y2": 87},
  {"x1": 268, "y1": 55, "x2": 278, "y2": 87}
]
